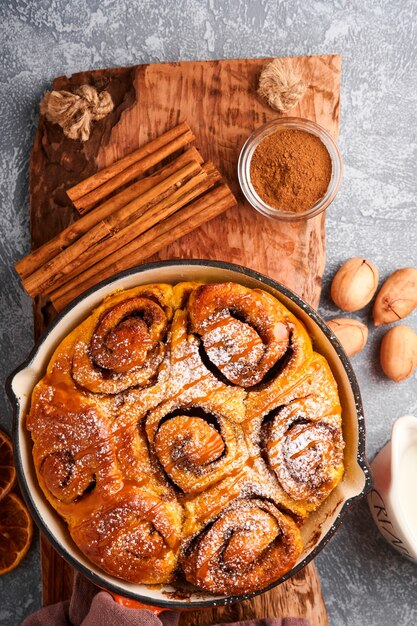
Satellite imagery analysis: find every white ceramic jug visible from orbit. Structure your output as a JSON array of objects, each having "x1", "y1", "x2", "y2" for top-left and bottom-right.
[{"x1": 368, "y1": 415, "x2": 417, "y2": 561}]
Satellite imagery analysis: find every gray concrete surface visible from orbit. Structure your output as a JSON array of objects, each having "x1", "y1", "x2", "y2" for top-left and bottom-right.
[{"x1": 0, "y1": 1, "x2": 416, "y2": 624}]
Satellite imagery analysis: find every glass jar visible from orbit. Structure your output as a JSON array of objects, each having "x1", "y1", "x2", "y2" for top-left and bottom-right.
[{"x1": 237, "y1": 117, "x2": 342, "y2": 221}]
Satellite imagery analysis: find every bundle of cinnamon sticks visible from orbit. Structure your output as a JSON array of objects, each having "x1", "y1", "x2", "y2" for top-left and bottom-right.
[{"x1": 16, "y1": 122, "x2": 237, "y2": 312}]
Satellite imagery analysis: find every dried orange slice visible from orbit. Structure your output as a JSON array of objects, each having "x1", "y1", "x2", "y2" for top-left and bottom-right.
[
  {"x1": 0, "y1": 429, "x2": 16, "y2": 501},
  {"x1": 0, "y1": 492, "x2": 33, "y2": 575}
]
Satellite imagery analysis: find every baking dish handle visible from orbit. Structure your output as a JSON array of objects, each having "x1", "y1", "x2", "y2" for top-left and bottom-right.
[{"x1": 110, "y1": 592, "x2": 167, "y2": 614}]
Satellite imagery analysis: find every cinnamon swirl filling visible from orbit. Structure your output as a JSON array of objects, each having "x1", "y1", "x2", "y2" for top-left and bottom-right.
[
  {"x1": 149, "y1": 406, "x2": 244, "y2": 494},
  {"x1": 39, "y1": 450, "x2": 96, "y2": 504}
]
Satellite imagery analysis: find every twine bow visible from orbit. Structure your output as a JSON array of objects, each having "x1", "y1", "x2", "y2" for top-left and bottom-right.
[
  {"x1": 258, "y1": 59, "x2": 306, "y2": 113},
  {"x1": 40, "y1": 84, "x2": 114, "y2": 142}
]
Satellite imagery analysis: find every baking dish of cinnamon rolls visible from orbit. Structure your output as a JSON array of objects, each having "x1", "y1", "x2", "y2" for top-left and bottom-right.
[{"x1": 26, "y1": 280, "x2": 347, "y2": 596}]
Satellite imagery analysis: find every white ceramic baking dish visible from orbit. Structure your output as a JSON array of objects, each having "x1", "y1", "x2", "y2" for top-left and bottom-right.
[{"x1": 7, "y1": 260, "x2": 371, "y2": 609}]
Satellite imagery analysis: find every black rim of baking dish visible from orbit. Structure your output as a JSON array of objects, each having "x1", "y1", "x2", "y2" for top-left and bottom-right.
[{"x1": 6, "y1": 259, "x2": 372, "y2": 610}]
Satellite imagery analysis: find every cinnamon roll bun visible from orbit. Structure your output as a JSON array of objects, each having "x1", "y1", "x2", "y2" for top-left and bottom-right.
[
  {"x1": 27, "y1": 281, "x2": 345, "y2": 594},
  {"x1": 147, "y1": 403, "x2": 245, "y2": 494},
  {"x1": 72, "y1": 284, "x2": 173, "y2": 394},
  {"x1": 188, "y1": 283, "x2": 291, "y2": 387},
  {"x1": 265, "y1": 410, "x2": 344, "y2": 509},
  {"x1": 70, "y1": 486, "x2": 182, "y2": 584},
  {"x1": 27, "y1": 352, "x2": 123, "y2": 521},
  {"x1": 181, "y1": 498, "x2": 302, "y2": 595},
  {"x1": 243, "y1": 354, "x2": 344, "y2": 518}
]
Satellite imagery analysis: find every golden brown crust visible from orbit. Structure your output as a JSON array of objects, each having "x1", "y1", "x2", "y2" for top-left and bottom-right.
[{"x1": 27, "y1": 281, "x2": 344, "y2": 594}]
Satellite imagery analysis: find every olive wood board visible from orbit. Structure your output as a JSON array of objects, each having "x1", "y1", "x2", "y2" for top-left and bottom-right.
[{"x1": 30, "y1": 52, "x2": 341, "y2": 625}]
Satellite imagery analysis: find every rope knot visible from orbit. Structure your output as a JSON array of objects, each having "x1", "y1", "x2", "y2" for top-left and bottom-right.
[
  {"x1": 258, "y1": 59, "x2": 306, "y2": 113},
  {"x1": 40, "y1": 84, "x2": 114, "y2": 142}
]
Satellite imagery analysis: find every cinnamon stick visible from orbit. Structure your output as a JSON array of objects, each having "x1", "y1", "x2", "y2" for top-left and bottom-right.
[
  {"x1": 50, "y1": 184, "x2": 237, "y2": 312},
  {"x1": 22, "y1": 160, "x2": 203, "y2": 298},
  {"x1": 39, "y1": 163, "x2": 221, "y2": 298},
  {"x1": 69, "y1": 124, "x2": 195, "y2": 213},
  {"x1": 15, "y1": 148, "x2": 203, "y2": 280},
  {"x1": 67, "y1": 121, "x2": 192, "y2": 201}
]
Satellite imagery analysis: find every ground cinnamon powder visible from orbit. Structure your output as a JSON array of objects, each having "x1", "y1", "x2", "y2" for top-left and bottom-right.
[{"x1": 250, "y1": 128, "x2": 332, "y2": 213}]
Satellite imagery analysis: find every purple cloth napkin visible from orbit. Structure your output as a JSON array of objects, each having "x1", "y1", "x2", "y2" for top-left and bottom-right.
[{"x1": 22, "y1": 573, "x2": 310, "y2": 626}]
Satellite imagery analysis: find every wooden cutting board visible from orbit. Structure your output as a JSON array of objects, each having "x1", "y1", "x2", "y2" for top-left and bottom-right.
[{"x1": 30, "y1": 53, "x2": 340, "y2": 625}]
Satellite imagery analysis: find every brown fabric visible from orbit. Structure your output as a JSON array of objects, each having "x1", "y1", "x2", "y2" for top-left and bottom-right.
[
  {"x1": 22, "y1": 573, "x2": 309, "y2": 626},
  {"x1": 221, "y1": 621, "x2": 309, "y2": 626},
  {"x1": 22, "y1": 600, "x2": 70, "y2": 626}
]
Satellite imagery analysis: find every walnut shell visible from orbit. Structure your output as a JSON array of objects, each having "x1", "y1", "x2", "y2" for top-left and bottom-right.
[
  {"x1": 373, "y1": 268, "x2": 417, "y2": 326},
  {"x1": 380, "y1": 325, "x2": 417, "y2": 382},
  {"x1": 327, "y1": 318, "x2": 368, "y2": 357},
  {"x1": 330, "y1": 258, "x2": 379, "y2": 312}
]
